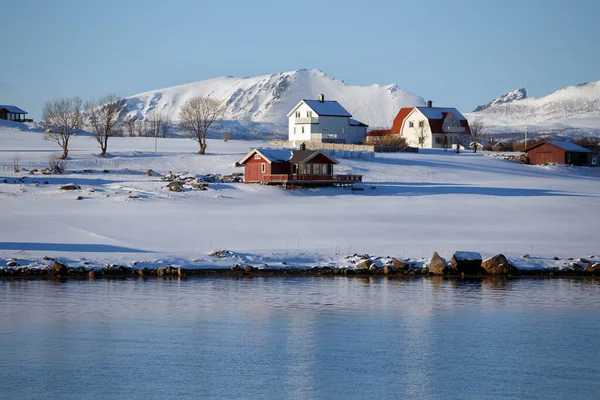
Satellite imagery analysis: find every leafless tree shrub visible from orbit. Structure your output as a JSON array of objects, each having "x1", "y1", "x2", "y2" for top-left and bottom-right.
[
  {"x1": 11, "y1": 154, "x2": 21, "y2": 172},
  {"x1": 413, "y1": 121, "x2": 429, "y2": 148},
  {"x1": 124, "y1": 115, "x2": 138, "y2": 137},
  {"x1": 469, "y1": 120, "x2": 485, "y2": 153},
  {"x1": 441, "y1": 135, "x2": 450, "y2": 151},
  {"x1": 42, "y1": 97, "x2": 83, "y2": 159},
  {"x1": 160, "y1": 115, "x2": 172, "y2": 138},
  {"x1": 85, "y1": 94, "x2": 126, "y2": 156},
  {"x1": 222, "y1": 131, "x2": 231, "y2": 142},
  {"x1": 48, "y1": 153, "x2": 68, "y2": 173},
  {"x1": 368, "y1": 134, "x2": 407, "y2": 147},
  {"x1": 179, "y1": 97, "x2": 224, "y2": 154},
  {"x1": 145, "y1": 110, "x2": 169, "y2": 138}
]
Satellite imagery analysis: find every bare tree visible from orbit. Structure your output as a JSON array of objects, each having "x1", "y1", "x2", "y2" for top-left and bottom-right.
[
  {"x1": 42, "y1": 97, "x2": 83, "y2": 159},
  {"x1": 160, "y1": 115, "x2": 172, "y2": 138},
  {"x1": 124, "y1": 115, "x2": 138, "y2": 137},
  {"x1": 413, "y1": 121, "x2": 429, "y2": 148},
  {"x1": 145, "y1": 110, "x2": 168, "y2": 138},
  {"x1": 469, "y1": 119, "x2": 485, "y2": 153},
  {"x1": 85, "y1": 94, "x2": 126, "y2": 156},
  {"x1": 179, "y1": 97, "x2": 224, "y2": 154},
  {"x1": 441, "y1": 135, "x2": 450, "y2": 152}
]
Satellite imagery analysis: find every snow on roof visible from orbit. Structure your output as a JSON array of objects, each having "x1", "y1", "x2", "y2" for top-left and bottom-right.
[
  {"x1": 303, "y1": 100, "x2": 352, "y2": 117},
  {"x1": 256, "y1": 148, "x2": 294, "y2": 162},
  {"x1": 546, "y1": 141, "x2": 590, "y2": 152},
  {"x1": 417, "y1": 107, "x2": 466, "y2": 121},
  {"x1": 0, "y1": 105, "x2": 27, "y2": 114},
  {"x1": 349, "y1": 119, "x2": 368, "y2": 127}
]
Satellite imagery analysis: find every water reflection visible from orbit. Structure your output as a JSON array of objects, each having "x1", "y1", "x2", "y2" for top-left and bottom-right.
[{"x1": 1, "y1": 277, "x2": 600, "y2": 399}]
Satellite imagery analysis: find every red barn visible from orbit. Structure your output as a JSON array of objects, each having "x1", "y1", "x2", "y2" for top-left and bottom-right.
[
  {"x1": 238, "y1": 148, "x2": 362, "y2": 187},
  {"x1": 524, "y1": 140, "x2": 590, "y2": 166}
]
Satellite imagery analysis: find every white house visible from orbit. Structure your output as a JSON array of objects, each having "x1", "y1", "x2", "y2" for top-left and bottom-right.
[
  {"x1": 390, "y1": 101, "x2": 471, "y2": 149},
  {"x1": 287, "y1": 95, "x2": 368, "y2": 145}
]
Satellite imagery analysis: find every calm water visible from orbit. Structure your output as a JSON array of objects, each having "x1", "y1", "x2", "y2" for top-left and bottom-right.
[{"x1": 1, "y1": 277, "x2": 599, "y2": 400}]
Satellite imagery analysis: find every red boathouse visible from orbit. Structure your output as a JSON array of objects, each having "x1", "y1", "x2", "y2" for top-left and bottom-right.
[{"x1": 238, "y1": 147, "x2": 362, "y2": 187}]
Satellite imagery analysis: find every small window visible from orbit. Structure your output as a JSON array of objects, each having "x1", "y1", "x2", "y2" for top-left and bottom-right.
[
  {"x1": 261, "y1": 163, "x2": 266, "y2": 173},
  {"x1": 254, "y1": 154, "x2": 261, "y2": 159},
  {"x1": 341, "y1": 127, "x2": 345, "y2": 134},
  {"x1": 294, "y1": 127, "x2": 296, "y2": 134},
  {"x1": 418, "y1": 121, "x2": 424, "y2": 128},
  {"x1": 592, "y1": 157, "x2": 597, "y2": 166},
  {"x1": 301, "y1": 126, "x2": 304, "y2": 134},
  {"x1": 435, "y1": 136, "x2": 441, "y2": 144},
  {"x1": 409, "y1": 121, "x2": 414, "y2": 128},
  {"x1": 295, "y1": 111, "x2": 301, "y2": 118},
  {"x1": 307, "y1": 111, "x2": 312, "y2": 117}
]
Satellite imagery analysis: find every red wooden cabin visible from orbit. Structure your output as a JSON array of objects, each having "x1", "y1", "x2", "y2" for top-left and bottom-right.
[
  {"x1": 524, "y1": 140, "x2": 590, "y2": 166},
  {"x1": 238, "y1": 148, "x2": 362, "y2": 187}
]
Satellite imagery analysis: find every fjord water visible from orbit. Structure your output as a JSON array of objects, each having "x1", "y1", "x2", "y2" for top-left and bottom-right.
[{"x1": 1, "y1": 277, "x2": 599, "y2": 400}]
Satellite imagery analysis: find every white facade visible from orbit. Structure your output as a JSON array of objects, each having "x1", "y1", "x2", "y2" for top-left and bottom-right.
[
  {"x1": 287, "y1": 99, "x2": 367, "y2": 145},
  {"x1": 399, "y1": 108, "x2": 470, "y2": 149}
]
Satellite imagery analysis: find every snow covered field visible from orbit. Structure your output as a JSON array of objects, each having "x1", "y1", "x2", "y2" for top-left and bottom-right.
[{"x1": 1, "y1": 123, "x2": 599, "y2": 271}]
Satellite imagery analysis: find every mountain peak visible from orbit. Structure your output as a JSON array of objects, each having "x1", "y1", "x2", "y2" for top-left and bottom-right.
[{"x1": 473, "y1": 88, "x2": 527, "y2": 112}]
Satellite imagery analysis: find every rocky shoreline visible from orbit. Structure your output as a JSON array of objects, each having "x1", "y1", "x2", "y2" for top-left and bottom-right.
[{"x1": 2, "y1": 253, "x2": 600, "y2": 280}]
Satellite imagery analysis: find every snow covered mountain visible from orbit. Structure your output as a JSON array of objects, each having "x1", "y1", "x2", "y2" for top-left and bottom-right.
[
  {"x1": 473, "y1": 88, "x2": 527, "y2": 112},
  {"x1": 124, "y1": 69, "x2": 425, "y2": 138},
  {"x1": 468, "y1": 82, "x2": 600, "y2": 137}
]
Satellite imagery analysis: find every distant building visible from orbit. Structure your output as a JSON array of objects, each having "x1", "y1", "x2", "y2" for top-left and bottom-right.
[
  {"x1": 390, "y1": 101, "x2": 471, "y2": 148},
  {"x1": 0, "y1": 105, "x2": 30, "y2": 122},
  {"x1": 524, "y1": 140, "x2": 591, "y2": 166},
  {"x1": 238, "y1": 146, "x2": 362, "y2": 187},
  {"x1": 287, "y1": 95, "x2": 368, "y2": 145}
]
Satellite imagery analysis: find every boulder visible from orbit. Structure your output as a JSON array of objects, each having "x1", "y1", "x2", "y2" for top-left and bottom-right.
[
  {"x1": 157, "y1": 267, "x2": 165, "y2": 276},
  {"x1": 60, "y1": 184, "x2": 80, "y2": 190},
  {"x1": 243, "y1": 265, "x2": 254, "y2": 272},
  {"x1": 585, "y1": 263, "x2": 600, "y2": 272},
  {"x1": 7, "y1": 261, "x2": 18, "y2": 267},
  {"x1": 428, "y1": 252, "x2": 447, "y2": 275},
  {"x1": 167, "y1": 182, "x2": 184, "y2": 192},
  {"x1": 450, "y1": 251, "x2": 483, "y2": 274},
  {"x1": 391, "y1": 259, "x2": 409, "y2": 270},
  {"x1": 481, "y1": 254, "x2": 515, "y2": 275},
  {"x1": 138, "y1": 267, "x2": 149, "y2": 276},
  {"x1": 52, "y1": 261, "x2": 69, "y2": 274},
  {"x1": 355, "y1": 259, "x2": 372, "y2": 270},
  {"x1": 88, "y1": 270, "x2": 99, "y2": 279}
]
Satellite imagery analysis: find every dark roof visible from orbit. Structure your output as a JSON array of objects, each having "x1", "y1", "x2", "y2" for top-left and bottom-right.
[
  {"x1": 524, "y1": 140, "x2": 591, "y2": 153},
  {"x1": 0, "y1": 105, "x2": 27, "y2": 114},
  {"x1": 302, "y1": 100, "x2": 352, "y2": 117},
  {"x1": 349, "y1": 118, "x2": 368, "y2": 127},
  {"x1": 238, "y1": 148, "x2": 338, "y2": 165}
]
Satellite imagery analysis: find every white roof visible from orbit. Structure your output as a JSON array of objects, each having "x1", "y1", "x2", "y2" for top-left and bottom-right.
[
  {"x1": 417, "y1": 107, "x2": 466, "y2": 121},
  {"x1": 546, "y1": 141, "x2": 590, "y2": 152},
  {"x1": 287, "y1": 99, "x2": 352, "y2": 118},
  {"x1": 258, "y1": 148, "x2": 294, "y2": 161}
]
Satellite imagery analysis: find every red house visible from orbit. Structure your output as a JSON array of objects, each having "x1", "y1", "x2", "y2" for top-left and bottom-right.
[
  {"x1": 238, "y1": 147, "x2": 362, "y2": 187},
  {"x1": 524, "y1": 140, "x2": 591, "y2": 166}
]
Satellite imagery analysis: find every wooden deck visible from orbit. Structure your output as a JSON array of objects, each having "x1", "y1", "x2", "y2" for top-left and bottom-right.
[{"x1": 259, "y1": 174, "x2": 362, "y2": 186}]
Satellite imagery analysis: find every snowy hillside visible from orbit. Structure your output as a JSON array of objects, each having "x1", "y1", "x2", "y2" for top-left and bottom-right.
[
  {"x1": 469, "y1": 82, "x2": 600, "y2": 136},
  {"x1": 125, "y1": 69, "x2": 425, "y2": 137},
  {"x1": 473, "y1": 88, "x2": 527, "y2": 112}
]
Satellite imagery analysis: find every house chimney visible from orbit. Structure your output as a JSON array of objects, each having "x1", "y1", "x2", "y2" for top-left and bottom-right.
[
  {"x1": 427, "y1": 100, "x2": 433, "y2": 108},
  {"x1": 299, "y1": 142, "x2": 306, "y2": 150},
  {"x1": 318, "y1": 94, "x2": 324, "y2": 103}
]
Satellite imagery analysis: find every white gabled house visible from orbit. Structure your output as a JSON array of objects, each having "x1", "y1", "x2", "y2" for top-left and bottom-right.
[
  {"x1": 287, "y1": 94, "x2": 368, "y2": 145},
  {"x1": 390, "y1": 101, "x2": 471, "y2": 149}
]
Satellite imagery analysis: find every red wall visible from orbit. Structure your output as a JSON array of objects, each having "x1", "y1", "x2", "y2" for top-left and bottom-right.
[{"x1": 527, "y1": 144, "x2": 565, "y2": 165}]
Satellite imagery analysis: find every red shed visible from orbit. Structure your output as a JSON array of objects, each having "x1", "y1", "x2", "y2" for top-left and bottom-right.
[
  {"x1": 524, "y1": 140, "x2": 590, "y2": 166},
  {"x1": 238, "y1": 148, "x2": 362, "y2": 187}
]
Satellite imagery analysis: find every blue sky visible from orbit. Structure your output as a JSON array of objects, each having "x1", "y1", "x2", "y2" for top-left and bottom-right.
[{"x1": 1, "y1": 0, "x2": 598, "y2": 120}]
